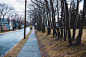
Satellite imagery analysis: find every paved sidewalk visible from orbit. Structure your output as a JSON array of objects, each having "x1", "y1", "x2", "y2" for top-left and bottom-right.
[{"x1": 17, "y1": 28, "x2": 41, "y2": 57}]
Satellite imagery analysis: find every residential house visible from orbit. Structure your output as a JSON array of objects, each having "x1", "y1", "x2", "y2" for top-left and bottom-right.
[{"x1": 0, "y1": 18, "x2": 13, "y2": 31}]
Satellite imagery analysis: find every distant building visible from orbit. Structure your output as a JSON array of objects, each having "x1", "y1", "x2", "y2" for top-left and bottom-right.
[
  {"x1": 0, "y1": 18, "x2": 13, "y2": 31},
  {"x1": 0, "y1": 18, "x2": 25, "y2": 32}
]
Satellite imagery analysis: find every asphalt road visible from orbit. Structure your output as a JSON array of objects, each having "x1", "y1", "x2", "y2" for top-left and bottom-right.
[{"x1": 0, "y1": 27, "x2": 30, "y2": 57}]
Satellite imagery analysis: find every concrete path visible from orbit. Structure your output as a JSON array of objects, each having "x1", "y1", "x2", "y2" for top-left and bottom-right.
[
  {"x1": 17, "y1": 28, "x2": 41, "y2": 57},
  {"x1": 0, "y1": 27, "x2": 30, "y2": 57}
]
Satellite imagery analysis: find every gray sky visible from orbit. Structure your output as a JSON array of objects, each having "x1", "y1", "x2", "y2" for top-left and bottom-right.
[
  {"x1": 79, "y1": 0, "x2": 83, "y2": 12},
  {"x1": 0, "y1": 0, "x2": 83, "y2": 13},
  {"x1": 0, "y1": 0, "x2": 84, "y2": 22},
  {"x1": 0, "y1": 0, "x2": 33, "y2": 21},
  {"x1": 0, "y1": 0, "x2": 33, "y2": 13}
]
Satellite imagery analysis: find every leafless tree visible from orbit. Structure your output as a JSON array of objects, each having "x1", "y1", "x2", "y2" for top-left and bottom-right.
[
  {"x1": 0, "y1": 3, "x2": 14, "y2": 31},
  {"x1": 76, "y1": 0, "x2": 86, "y2": 45}
]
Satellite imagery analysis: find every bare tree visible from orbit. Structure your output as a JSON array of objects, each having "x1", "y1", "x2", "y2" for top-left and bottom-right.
[
  {"x1": 72, "y1": 0, "x2": 81, "y2": 41},
  {"x1": 0, "y1": 3, "x2": 14, "y2": 31},
  {"x1": 76, "y1": 0, "x2": 86, "y2": 45},
  {"x1": 64, "y1": 0, "x2": 72, "y2": 45}
]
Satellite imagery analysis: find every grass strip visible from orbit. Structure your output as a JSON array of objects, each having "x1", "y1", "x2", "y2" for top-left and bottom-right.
[{"x1": 36, "y1": 29, "x2": 86, "y2": 57}]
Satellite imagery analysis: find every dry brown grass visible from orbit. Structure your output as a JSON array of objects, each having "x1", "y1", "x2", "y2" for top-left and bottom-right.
[
  {"x1": 4, "y1": 29, "x2": 32, "y2": 57},
  {"x1": 36, "y1": 28, "x2": 86, "y2": 57}
]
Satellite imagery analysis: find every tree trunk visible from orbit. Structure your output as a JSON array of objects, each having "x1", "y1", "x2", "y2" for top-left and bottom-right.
[
  {"x1": 44, "y1": 0, "x2": 51, "y2": 35},
  {"x1": 65, "y1": 0, "x2": 72, "y2": 45},
  {"x1": 72, "y1": 0, "x2": 79, "y2": 41},
  {"x1": 47, "y1": 20, "x2": 51, "y2": 35},
  {"x1": 64, "y1": 0, "x2": 66, "y2": 41},
  {"x1": 61, "y1": 0, "x2": 64, "y2": 38},
  {"x1": 13, "y1": 19, "x2": 15, "y2": 30},
  {"x1": 56, "y1": 0, "x2": 60, "y2": 39},
  {"x1": 76, "y1": 0, "x2": 86, "y2": 45},
  {"x1": 50, "y1": 0, "x2": 56, "y2": 36},
  {"x1": 1, "y1": 15, "x2": 4, "y2": 31},
  {"x1": 42, "y1": 22, "x2": 45, "y2": 33}
]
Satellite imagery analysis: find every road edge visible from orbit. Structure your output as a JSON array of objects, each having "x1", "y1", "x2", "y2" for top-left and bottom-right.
[{"x1": 3, "y1": 29, "x2": 33, "y2": 57}]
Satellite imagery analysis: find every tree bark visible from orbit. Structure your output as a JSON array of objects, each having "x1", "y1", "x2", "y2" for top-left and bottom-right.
[
  {"x1": 64, "y1": 1, "x2": 66, "y2": 41},
  {"x1": 72, "y1": 0, "x2": 79, "y2": 41},
  {"x1": 76, "y1": 0, "x2": 86, "y2": 45},
  {"x1": 50, "y1": 0, "x2": 56, "y2": 36},
  {"x1": 65, "y1": 0, "x2": 72, "y2": 45},
  {"x1": 44, "y1": 0, "x2": 51, "y2": 35},
  {"x1": 61, "y1": 0, "x2": 64, "y2": 38},
  {"x1": 56, "y1": 0, "x2": 60, "y2": 39}
]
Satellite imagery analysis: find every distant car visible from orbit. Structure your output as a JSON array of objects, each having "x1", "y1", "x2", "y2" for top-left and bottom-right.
[{"x1": 30, "y1": 25, "x2": 32, "y2": 30}]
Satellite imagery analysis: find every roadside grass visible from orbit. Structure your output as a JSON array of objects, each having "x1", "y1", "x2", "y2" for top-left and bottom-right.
[
  {"x1": 0, "y1": 31, "x2": 11, "y2": 33},
  {"x1": 4, "y1": 29, "x2": 32, "y2": 57},
  {"x1": 36, "y1": 28, "x2": 86, "y2": 57}
]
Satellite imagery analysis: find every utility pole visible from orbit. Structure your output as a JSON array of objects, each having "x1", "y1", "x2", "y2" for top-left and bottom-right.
[{"x1": 24, "y1": 0, "x2": 27, "y2": 39}]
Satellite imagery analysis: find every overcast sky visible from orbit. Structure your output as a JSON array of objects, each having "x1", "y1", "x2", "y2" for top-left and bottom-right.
[
  {"x1": 0, "y1": 0, "x2": 84, "y2": 12},
  {"x1": 79, "y1": 0, "x2": 84, "y2": 12},
  {"x1": 0, "y1": 0, "x2": 84, "y2": 21},
  {"x1": 0, "y1": 0, "x2": 33, "y2": 21}
]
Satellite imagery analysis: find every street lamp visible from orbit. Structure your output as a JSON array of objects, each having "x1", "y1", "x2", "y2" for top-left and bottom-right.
[{"x1": 24, "y1": 0, "x2": 27, "y2": 39}]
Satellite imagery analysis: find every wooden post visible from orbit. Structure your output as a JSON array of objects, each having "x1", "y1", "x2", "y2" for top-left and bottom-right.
[{"x1": 24, "y1": 0, "x2": 27, "y2": 39}]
